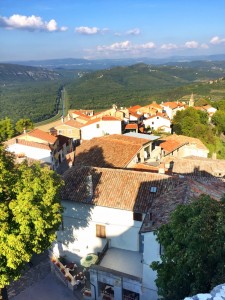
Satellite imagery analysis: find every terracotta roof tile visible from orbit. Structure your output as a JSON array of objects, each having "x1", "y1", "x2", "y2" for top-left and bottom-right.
[
  {"x1": 75, "y1": 134, "x2": 150, "y2": 168},
  {"x1": 163, "y1": 102, "x2": 185, "y2": 109},
  {"x1": 141, "y1": 176, "x2": 225, "y2": 232},
  {"x1": 163, "y1": 156, "x2": 225, "y2": 178},
  {"x1": 125, "y1": 123, "x2": 138, "y2": 129},
  {"x1": 23, "y1": 128, "x2": 57, "y2": 144},
  {"x1": 62, "y1": 165, "x2": 175, "y2": 213},
  {"x1": 63, "y1": 119, "x2": 84, "y2": 129},
  {"x1": 162, "y1": 134, "x2": 208, "y2": 151},
  {"x1": 160, "y1": 139, "x2": 183, "y2": 153},
  {"x1": 7, "y1": 139, "x2": 51, "y2": 150}
]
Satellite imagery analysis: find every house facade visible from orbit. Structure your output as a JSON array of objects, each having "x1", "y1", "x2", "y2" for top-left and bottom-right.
[
  {"x1": 161, "y1": 101, "x2": 185, "y2": 119},
  {"x1": 143, "y1": 114, "x2": 171, "y2": 133},
  {"x1": 52, "y1": 164, "x2": 225, "y2": 300},
  {"x1": 5, "y1": 128, "x2": 73, "y2": 170},
  {"x1": 54, "y1": 119, "x2": 82, "y2": 140},
  {"x1": 159, "y1": 134, "x2": 209, "y2": 159},
  {"x1": 81, "y1": 116, "x2": 122, "y2": 140},
  {"x1": 53, "y1": 166, "x2": 179, "y2": 300}
]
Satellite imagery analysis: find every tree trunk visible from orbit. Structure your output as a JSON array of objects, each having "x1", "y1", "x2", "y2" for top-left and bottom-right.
[{"x1": 0, "y1": 287, "x2": 9, "y2": 300}]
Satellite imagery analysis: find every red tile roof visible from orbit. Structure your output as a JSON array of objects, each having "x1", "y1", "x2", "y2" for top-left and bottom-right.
[
  {"x1": 163, "y1": 134, "x2": 208, "y2": 151},
  {"x1": 162, "y1": 102, "x2": 185, "y2": 109},
  {"x1": 141, "y1": 176, "x2": 225, "y2": 232},
  {"x1": 75, "y1": 134, "x2": 151, "y2": 168},
  {"x1": 160, "y1": 139, "x2": 183, "y2": 153},
  {"x1": 125, "y1": 123, "x2": 138, "y2": 129},
  {"x1": 23, "y1": 128, "x2": 57, "y2": 144},
  {"x1": 163, "y1": 156, "x2": 225, "y2": 178},
  {"x1": 63, "y1": 119, "x2": 84, "y2": 129},
  {"x1": 8, "y1": 139, "x2": 52, "y2": 150},
  {"x1": 62, "y1": 165, "x2": 175, "y2": 213}
]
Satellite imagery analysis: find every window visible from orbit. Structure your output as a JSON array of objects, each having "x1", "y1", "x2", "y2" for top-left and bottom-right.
[
  {"x1": 150, "y1": 186, "x2": 157, "y2": 193},
  {"x1": 96, "y1": 224, "x2": 106, "y2": 238},
  {"x1": 133, "y1": 212, "x2": 142, "y2": 221},
  {"x1": 96, "y1": 124, "x2": 100, "y2": 128}
]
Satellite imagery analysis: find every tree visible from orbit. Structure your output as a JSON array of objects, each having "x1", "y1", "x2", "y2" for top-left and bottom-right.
[
  {"x1": 0, "y1": 118, "x2": 14, "y2": 142},
  {"x1": 212, "y1": 111, "x2": 225, "y2": 134},
  {"x1": 15, "y1": 118, "x2": 34, "y2": 134},
  {"x1": 0, "y1": 146, "x2": 63, "y2": 297},
  {"x1": 151, "y1": 194, "x2": 225, "y2": 300}
]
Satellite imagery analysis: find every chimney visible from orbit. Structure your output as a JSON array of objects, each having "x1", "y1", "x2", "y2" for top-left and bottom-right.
[{"x1": 61, "y1": 116, "x2": 64, "y2": 123}]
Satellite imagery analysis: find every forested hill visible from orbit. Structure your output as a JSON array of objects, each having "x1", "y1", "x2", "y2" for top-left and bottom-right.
[
  {"x1": 0, "y1": 63, "x2": 62, "y2": 83},
  {"x1": 66, "y1": 62, "x2": 225, "y2": 109}
]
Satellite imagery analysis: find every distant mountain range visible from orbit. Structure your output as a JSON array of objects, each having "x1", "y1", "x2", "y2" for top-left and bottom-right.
[
  {"x1": 0, "y1": 63, "x2": 62, "y2": 83},
  {"x1": 4, "y1": 54, "x2": 225, "y2": 71}
]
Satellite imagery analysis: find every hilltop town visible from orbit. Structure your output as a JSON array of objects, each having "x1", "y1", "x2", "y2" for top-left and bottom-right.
[{"x1": 4, "y1": 95, "x2": 225, "y2": 300}]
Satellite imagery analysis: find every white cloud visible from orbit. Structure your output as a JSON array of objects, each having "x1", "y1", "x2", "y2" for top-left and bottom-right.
[
  {"x1": 96, "y1": 40, "x2": 156, "y2": 53},
  {"x1": 161, "y1": 43, "x2": 178, "y2": 50},
  {"x1": 139, "y1": 42, "x2": 156, "y2": 49},
  {"x1": 97, "y1": 40, "x2": 132, "y2": 51},
  {"x1": 184, "y1": 40, "x2": 199, "y2": 48},
  {"x1": 0, "y1": 14, "x2": 67, "y2": 32},
  {"x1": 126, "y1": 28, "x2": 141, "y2": 35},
  {"x1": 75, "y1": 26, "x2": 100, "y2": 35},
  {"x1": 210, "y1": 36, "x2": 225, "y2": 44}
]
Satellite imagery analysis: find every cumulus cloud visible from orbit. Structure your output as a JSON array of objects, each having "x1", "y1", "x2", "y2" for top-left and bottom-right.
[
  {"x1": 75, "y1": 26, "x2": 100, "y2": 35},
  {"x1": 210, "y1": 36, "x2": 225, "y2": 44},
  {"x1": 139, "y1": 42, "x2": 156, "y2": 49},
  {"x1": 126, "y1": 28, "x2": 141, "y2": 35},
  {"x1": 184, "y1": 40, "x2": 199, "y2": 48},
  {"x1": 97, "y1": 40, "x2": 156, "y2": 53},
  {"x1": 0, "y1": 14, "x2": 67, "y2": 32},
  {"x1": 97, "y1": 40, "x2": 132, "y2": 51},
  {"x1": 161, "y1": 43, "x2": 178, "y2": 50}
]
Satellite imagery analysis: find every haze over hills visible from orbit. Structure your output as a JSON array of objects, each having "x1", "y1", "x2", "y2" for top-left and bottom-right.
[
  {"x1": 0, "y1": 63, "x2": 62, "y2": 83},
  {"x1": 4, "y1": 54, "x2": 225, "y2": 71},
  {"x1": 1, "y1": 59, "x2": 225, "y2": 123}
]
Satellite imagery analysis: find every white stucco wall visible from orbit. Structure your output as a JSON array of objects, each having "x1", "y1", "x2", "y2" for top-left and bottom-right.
[
  {"x1": 143, "y1": 116, "x2": 171, "y2": 132},
  {"x1": 179, "y1": 145, "x2": 208, "y2": 158},
  {"x1": 101, "y1": 120, "x2": 122, "y2": 135},
  {"x1": 7, "y1": 143, "x2": 52, "y2": 164},
  {"x1": 54, "y1": 201, "x2": 142, "y2": 262},
  {"x1": 81, "y1": 120, "x2": 121, "y2": 140},
  {"x1": 141, "y1": 232, "x2": 160, "y2": 300},
  {"x1": 81, "y1": 122, "x2": 102, "y2": 140}
]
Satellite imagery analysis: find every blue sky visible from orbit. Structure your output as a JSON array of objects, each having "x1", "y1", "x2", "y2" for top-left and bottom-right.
[{"x1": 0, "y1": 0, "x2": 225, "y2": 61}]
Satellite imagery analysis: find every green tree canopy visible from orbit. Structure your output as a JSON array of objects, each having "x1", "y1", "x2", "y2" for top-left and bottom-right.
[
  {"x1": 0, "y1": 145, "x2": 63, "y2": 290},
  {"x1": 151, "y1": 194, "x2": 225, "y2": 300},
  {"x1": 211, "y1": 111, "x2": 225, "y2": 134},
  {"x1": 0, "y1": 118, "x2": 14, "y2": 142},
  {"x1": 15, "y1": 118, "x2": 34, "y2": 134}
]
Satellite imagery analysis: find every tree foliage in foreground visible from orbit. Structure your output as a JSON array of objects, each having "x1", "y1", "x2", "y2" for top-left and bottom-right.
[
  {"x1": 0, "y1": 146, "x2": 63, "y2": 288},
  {"x1": 151, "y1": 194, "x2": 225, "y2": 300},
  {"x1": 15, "y1": 118, "x2": 34, "y2": 134}
]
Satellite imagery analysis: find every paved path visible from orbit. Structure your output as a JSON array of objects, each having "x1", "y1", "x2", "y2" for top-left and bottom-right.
[
  {"x1": 7, "y1": 252, "x2": 82, "y2": 300},
  {"x1": 9, "y1": 273, "x2": 79, "y2": 300}
]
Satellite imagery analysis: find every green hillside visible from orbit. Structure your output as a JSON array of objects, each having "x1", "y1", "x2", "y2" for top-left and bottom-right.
[
  {"x1": 66, "y1": 63, "x2": 225, "y2": 110},
  {"x1": 1, "y1": 62, "x2": 225, "y2": 123},
  {"x1": 0, "y1": 63, "x2": 62, "y2": 83}
]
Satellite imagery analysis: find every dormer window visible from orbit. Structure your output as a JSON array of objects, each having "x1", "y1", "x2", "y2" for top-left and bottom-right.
[{"x1": 150, "y1": 186, "x2": 157, "y2": 193}]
